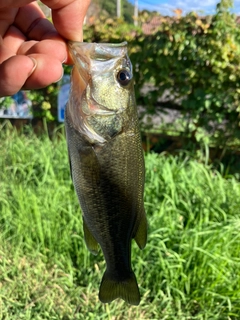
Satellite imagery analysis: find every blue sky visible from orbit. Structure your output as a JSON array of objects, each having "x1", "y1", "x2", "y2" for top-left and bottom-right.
[{"x1": 129, "y1": 0, "x2": 240, "y2": 16}]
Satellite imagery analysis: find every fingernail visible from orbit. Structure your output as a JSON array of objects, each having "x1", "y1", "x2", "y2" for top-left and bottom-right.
[
  {"x1": 28, "y1": 57, "x2": 37, "y2": 77},
  {"x1": 62, "y1": 56, "x2": 67, "y2": 64},
  {"x1": 54, "y1": 67, "x2": 64, "y2": 83}
]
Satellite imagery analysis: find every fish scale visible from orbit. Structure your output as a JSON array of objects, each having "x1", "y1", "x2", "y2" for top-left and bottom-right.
[{"x1": 65, "y1": 41, "x2": 147, "y2": 305}]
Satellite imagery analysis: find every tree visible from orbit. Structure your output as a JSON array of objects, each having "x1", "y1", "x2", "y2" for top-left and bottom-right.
[{"x1": 97, "y1": 0, "x2": 134, "y2": 23}]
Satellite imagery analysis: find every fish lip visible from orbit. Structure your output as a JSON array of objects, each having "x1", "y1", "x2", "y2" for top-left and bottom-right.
[
  {"x1": 68, "y1": 41, "x2": 129, "y2": 62},
  {"x1": 68, "y1": 41, "x2": 128, "y2": 48}
]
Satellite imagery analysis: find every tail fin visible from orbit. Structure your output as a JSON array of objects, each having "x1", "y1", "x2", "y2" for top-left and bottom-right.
[{"x1": 99, "y1": 270, "x2": 140, "y2": 305}]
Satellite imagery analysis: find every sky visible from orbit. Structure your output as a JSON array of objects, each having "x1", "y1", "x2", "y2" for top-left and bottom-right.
[{"x1": 129, "y1": 0, "x2": 240, "y2": 16}]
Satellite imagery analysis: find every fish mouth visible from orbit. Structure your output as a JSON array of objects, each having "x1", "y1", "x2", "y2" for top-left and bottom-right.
[
  {"x1": 68, "y1": 41, "x2": 128, "y2": 67},
  {"x1": 68, "y1": 41, "x2": 128, "y2": 47},
  {"x1": 68, "y1": 41, "x2": 128, "y2": 61},
  {"x1": 87, "y1": 97, "x2": 116, "y2": 116},
  {"x1": 86, "y1": 97, "x2": 124, "y2": 116}
]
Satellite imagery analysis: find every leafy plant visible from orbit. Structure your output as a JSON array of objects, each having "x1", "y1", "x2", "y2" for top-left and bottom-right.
[
  {"x1": 84, "y1": 0, "x2": 240, "y2": 149},
  {"x1": 2, "y1": 1, "x2": 240, "y2": 151}
]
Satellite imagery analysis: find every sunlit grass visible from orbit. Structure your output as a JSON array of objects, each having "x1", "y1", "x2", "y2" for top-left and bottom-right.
[{"x1": 0, "y1": 121, "x2": 240, "y2": 319}]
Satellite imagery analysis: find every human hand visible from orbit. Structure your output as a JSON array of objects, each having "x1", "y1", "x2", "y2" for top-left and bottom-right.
[{"x1": 0, "y1": 0, "x2": 90, "y2": 97}]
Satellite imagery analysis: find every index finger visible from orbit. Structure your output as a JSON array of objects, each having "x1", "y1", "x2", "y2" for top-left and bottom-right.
[{"x1": 42, "y1": 0, "x2": 91, "y2": 41}]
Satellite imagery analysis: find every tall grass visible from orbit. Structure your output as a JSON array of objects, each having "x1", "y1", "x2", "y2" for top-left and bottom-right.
[{"x1": 0, "y1": 121, "x2": 240, "y2": 319}]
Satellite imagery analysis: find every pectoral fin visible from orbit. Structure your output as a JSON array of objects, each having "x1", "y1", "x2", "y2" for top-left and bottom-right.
[
  {"x1": 83, "y1": 218, "x2": 99, "y2": 255},
  {"x1": 133, "y1": 209, "x2": 147, "y2": 250}
]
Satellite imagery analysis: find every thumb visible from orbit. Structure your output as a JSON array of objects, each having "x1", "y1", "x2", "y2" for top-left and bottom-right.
[{"x1": 42, "y1": 0, "x2": 91, "y2": 41}]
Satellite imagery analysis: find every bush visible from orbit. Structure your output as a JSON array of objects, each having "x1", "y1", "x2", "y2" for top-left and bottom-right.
[{"x1": 2, "y1": 1, "x2": 240, "y2": 151}]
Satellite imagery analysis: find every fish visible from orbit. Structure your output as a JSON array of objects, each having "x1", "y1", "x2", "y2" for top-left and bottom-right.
[{"x1": 65, "y1": 41, "x2": 147, "y2": 306}]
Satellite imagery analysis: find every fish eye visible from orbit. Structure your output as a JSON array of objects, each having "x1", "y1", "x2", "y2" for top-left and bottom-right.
[{"x1": 116, "y1": 69, "x2": 132, "y2": 86}]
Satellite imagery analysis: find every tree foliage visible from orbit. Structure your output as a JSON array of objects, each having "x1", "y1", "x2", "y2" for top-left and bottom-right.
[
  {"x1": 85, "y1": 0, "x2": 240, "y2": 148},
  {"x1": 95, "y1": 0, "x2": 134, "y2": 23},
  {"x1": 2, "y1": 0, "x2": 240, "y2": 150}
]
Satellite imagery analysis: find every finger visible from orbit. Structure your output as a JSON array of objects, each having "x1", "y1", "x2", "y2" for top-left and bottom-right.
[
  {"x1": 3, "y1": 25, "x2": 67, "y2": 62},
  {"x1": 0, "y1": 35, "x2": 17, "y2": 63},
  {"x1": 23, "y1": 53, "x2": 63, "y2": 89},
  {"x1": 2, "y1": 25, "x2": 31, "y2": 58},
  {"x1": 0, "y1": 7, "x2": 18, "y2": 37},
  {"x1": 15, "y1": 2, "x2": 59, "y2": 41},
  {"x1": 13, "y1": 2, "x2": 69, "y2": 61},
  {"x1": 0, "y1": 54, "x2": 63, "y2": 96},
  {"x1": 20, "y1": 39, "x2": 67, "y2": 63},
  {"x1": 42, "y1": 0, "x2": 91, "y2": 41},
  {"x1": 0, "y1": 55, "x2": 36, "y2": 96},
  {"x1": 0, "y1": 1, "x2": 33, "y2": 8}
]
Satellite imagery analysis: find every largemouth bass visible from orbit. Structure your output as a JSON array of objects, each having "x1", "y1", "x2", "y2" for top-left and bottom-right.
[{"x1": 65, "y1": 41, "x2": 147, "y2": 305}]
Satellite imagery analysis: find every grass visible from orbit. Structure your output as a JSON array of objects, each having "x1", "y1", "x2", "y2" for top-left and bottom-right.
[{"x1": 0, "y1": 121, "x2": 240, "y2": 319}]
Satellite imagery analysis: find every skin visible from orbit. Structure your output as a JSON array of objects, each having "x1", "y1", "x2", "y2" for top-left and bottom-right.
[{"x1": 0, "y1": 0, "x2": 91, "y2": 97}]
